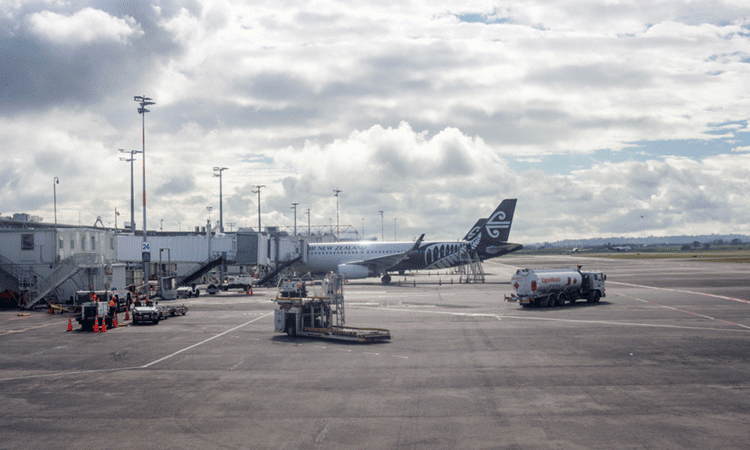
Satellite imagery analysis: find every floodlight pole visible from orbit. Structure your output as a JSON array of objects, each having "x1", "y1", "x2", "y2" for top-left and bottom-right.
[
  {"x1": 53, "y1": 177, "x2": 59, "y2": 263},
  {"x1": 119, "y1": 149, "x2": 142, "y2": 233},
  {"x1": 291, "y1": 203, "x2": 299, "y2": 237},
  {"x1": 134, "y1": 95, "x2": 155, "y2": 292},
  {"x1": 213, "y1": 167, "x2": 228, "y2": 232},
  {"x1": 253, "y1": 185, "x2": 265, "y2": 232},
  {"x1": 379, "y1": 211, "x2": 384, "y2": 241},
  {"x1": 306, "y1": 208, "x2": 311, "y2": 236},
  {"x1": 334, "y1": 188, "x2": 341, "y2": 238}
]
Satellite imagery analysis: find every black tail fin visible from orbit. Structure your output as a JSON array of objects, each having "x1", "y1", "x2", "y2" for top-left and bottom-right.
[
  {"x1": 479, "y1": 199, "x2": 516, "y2": 243},
  {"x1": 463, "y1": 219, "x2": 486, "y2": 241}
]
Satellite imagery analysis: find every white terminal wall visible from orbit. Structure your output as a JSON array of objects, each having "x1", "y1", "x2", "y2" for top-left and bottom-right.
[{"x1": 115, "y1": 234, "x2": 235, "y2": 263}]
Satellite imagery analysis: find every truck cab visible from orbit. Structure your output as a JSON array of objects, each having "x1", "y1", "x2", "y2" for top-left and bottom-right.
[{"x1": 581, "y1": 271, "x2": 606, "y2": 302}]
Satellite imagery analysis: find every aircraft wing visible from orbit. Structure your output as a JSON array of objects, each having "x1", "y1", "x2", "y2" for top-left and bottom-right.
[
  {"x1": 483, "y1": 242, "x2": 524, "y2": 256},
  {"x1": 349, "y1": 234, "x2": 425, "y2": 273}
]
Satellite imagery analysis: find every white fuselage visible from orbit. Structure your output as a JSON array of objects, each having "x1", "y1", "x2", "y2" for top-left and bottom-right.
[{"x1": 301, "y1": 241, "x2": 414, "y2": 273}]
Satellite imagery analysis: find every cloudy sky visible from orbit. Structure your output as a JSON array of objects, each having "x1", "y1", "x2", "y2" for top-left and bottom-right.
[{"x1": 2, "y1": 1, "x2": 750, "y2": 244}]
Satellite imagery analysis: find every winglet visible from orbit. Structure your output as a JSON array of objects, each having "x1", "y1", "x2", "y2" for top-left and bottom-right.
[{"x1": 410, "y1": 234, "x2": 425, "y2": 252}]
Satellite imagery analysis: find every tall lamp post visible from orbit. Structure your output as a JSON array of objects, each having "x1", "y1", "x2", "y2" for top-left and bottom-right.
[
  {"x1": 291, "y1": 202, "x2": 299, "y2": 237},
  {"x1": 306, "y1": 208, "x2": 311, "y2": 236},
  {"x1": 134, "y1": 95, "x2": 155, "y2": 290},
  {"x1": 333, "y1": 188, "x2": 341, "y2": 238},
  {"x1": 213, "y1": 167, "x2": 228, "y2": 232},
  {"x1": 119, "y1": 149, "x2": 142, "y2": 233},
  {"x1": 379, "y1": 210, "x2": 384, "y2": 241},
  {"x1": 253, "y1": 185, "x2": 265, "y2": 232},
  {"x1": 53, "y1": 177, "x2": 59, "y2": 263}
]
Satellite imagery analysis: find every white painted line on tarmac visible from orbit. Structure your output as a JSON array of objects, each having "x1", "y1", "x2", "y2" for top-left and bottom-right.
[
  {"x1": 617, "y1": 292, "x2": 750, "y2": 330},
  {"x1": 610, "y1": 281, "x2": 750, "y2": 305},
  {"x1": 142, "y1": 312, "x2": 273, "y2": 368},
  {"x1": 0, "y1": 320, "x2": 68, "y2": 335},
  {"x1": 354, "y1": 305, "x2": 503, "y2": 321},
  {"x1": 497, "y1": 314, "x2": 750, "y2": 332},
  {"x1": 361, "y1": 304, "x2": 749, "y2": 333},
  {"x1": 229, "y1": 358, "x2": 244, "y2": 370}
]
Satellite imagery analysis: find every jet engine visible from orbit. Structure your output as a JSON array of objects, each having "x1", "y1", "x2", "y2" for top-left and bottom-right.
[{"x1": 337, "y1": 263, "x2": 370, "y2": 279}]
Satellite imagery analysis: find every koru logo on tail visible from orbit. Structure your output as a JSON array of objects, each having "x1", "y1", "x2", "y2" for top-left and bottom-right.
[{"x1": 485, "y1": 210, "x2": 510, "y2": 238}]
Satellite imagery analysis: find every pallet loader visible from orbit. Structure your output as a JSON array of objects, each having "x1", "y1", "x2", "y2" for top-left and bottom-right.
[{"x1": 274, "y1": 273, "x2": 390, "y2": 343}]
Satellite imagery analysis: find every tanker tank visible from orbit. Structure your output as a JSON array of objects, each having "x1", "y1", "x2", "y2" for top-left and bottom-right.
[{"x1": 507, "y1": 266, "x2": 606, "y2": 308}]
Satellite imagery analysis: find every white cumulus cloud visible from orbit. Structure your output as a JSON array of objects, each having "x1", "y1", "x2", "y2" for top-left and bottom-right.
[{"x1": 26, "y1": 7, "x2": 143, "y2": 46}]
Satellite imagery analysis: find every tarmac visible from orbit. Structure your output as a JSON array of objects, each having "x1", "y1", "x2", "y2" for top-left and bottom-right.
[{"x1": 1, "y1": 254, "x2": 749, "y2": 449}]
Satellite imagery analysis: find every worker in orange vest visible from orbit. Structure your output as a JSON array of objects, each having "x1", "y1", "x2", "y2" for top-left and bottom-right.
[{"x1": 108, "y1": 296, "x2": 116, "y2": 321}]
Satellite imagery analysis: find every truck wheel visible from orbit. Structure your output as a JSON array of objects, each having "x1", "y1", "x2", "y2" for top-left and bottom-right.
[
  {"x1": 547, "y1": 293, "x2": 557, "y2": 307},
  {"x1": 558, "y1": 293, "x2": 567, "y2": 306},
  {"x1": 588, "y1": 291, "x2": 600, "y2": 303}
]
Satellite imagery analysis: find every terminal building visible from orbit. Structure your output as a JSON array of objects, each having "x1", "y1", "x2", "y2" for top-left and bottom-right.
[{"x1": 0, "y1": 214, "x2": 339, "y2": 309}]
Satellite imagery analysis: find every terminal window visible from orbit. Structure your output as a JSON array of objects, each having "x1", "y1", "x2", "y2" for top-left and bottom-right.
[{"x1": 21, "y1": 234, "x2": 34, "y2": 250}]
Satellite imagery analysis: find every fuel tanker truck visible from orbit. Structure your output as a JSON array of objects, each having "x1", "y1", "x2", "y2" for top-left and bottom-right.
[{"x1": 506, "y1": 265, "x2": 606, "y2": 307}]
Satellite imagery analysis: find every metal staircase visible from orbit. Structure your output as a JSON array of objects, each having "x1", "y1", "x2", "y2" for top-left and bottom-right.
[
  {"x1": 0, "y1": 253, "x2": 39, "y2": 308},
  {"x1": 178, "y1": 255, "x2": 225, "y2": 287},
  {"x1": 456, "y1": 249, "x2": 485, "y2": 283},
  {"x1": 258, "y1": 255, "x2": 302, "y2": 287},
  {"x1": 26, "y1": 253, "x2": 103, "y2": 309}
]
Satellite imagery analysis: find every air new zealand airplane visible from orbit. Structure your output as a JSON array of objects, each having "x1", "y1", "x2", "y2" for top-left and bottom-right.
[{"x1": 295, "y1": 199, "x2": 522, "y2": 284}]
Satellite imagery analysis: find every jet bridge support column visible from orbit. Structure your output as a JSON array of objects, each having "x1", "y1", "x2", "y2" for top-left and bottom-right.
[{"x1": 299, "y1": 239, "x2": 309, "y2": 264}]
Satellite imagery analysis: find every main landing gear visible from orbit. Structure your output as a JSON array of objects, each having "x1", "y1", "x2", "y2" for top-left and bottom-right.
[{"x1": 381, "y1": 274, "x2": 391, "y2": 285}]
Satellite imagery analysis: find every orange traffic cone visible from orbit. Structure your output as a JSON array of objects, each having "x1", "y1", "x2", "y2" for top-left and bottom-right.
[
  {"x1": 112, "y1": 315, "x2": 118, "y2": 328},
  {"x1": 125, "y1": 309, "x2": 130, "y2": 321},
  {"x1": 250, "y1": 286, "x2": 253, "y2": 296},
  {"x1": 439, "y1": 278, "x2": 442, "y2": 286},
  {"x1": 101, "y1": 318, "x2": 107, "y2": 332},
  {"x1": 413, "y1": 280, "x2": 416, "y2": 287},
  {"x1": 66, "y1": 318, "x2": 73, "y2": 332},
  {"x1": 93, "y1": 319, "x2": 99, "y2": 333}
]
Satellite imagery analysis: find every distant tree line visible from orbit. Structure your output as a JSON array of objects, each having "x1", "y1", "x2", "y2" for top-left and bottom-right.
[{"x1": 680, "y1": 238, "x2": 744, "y2": 251}]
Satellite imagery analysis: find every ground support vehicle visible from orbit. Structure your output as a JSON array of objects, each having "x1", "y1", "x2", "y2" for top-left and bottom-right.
[
  {"x1": 73, "y1": 290, "x2": 129, "y2": 313},
  {"x1": 206, "y1": 284, "x2": 220, "y2": 295},
  {"x1": 274, "y1": 274, "x2": 390, "y2": 343},
  {"x1": 75, "y1": 301, "x2": 113, "y2": 331},
  {"x1": 225, "y1": 275, "x2": 254, "y2": 290},
  {"x1": 506, "y1": 265, "x2": 606, "y2": 308},
  {"x1": 132, "y1": 301, "x2": 163, "y2": 325},
  {"x1": 163, "y1": 303, "x2": 189, "y2": 317},
  {"x1": 132, "y1": 300, "x2": 188, "y2": 324},
  {"x1": 176, "y1": 286, "x2": 200, "y2": 298}
]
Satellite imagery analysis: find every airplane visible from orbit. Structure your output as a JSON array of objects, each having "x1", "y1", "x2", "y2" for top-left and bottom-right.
[
  {"x1": 295, "y1": 199, "x2": 522, "y2": 284},
  {"x1": 606, "y1": 244, "x2": 632, "y2": 252}
]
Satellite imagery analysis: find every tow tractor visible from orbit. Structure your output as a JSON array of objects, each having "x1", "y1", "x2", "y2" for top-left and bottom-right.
[{"x1": 274, "y1": 273, "x2": 390, "y2": 343}]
